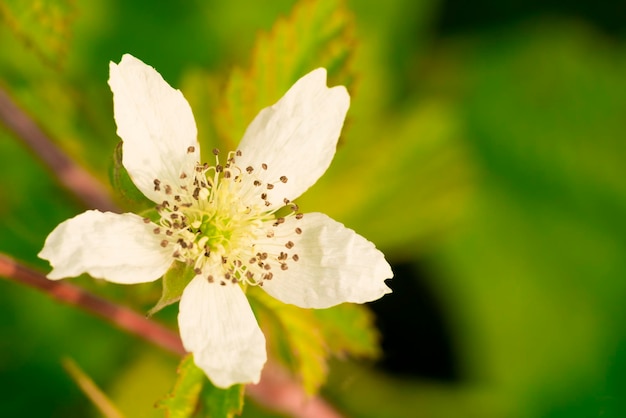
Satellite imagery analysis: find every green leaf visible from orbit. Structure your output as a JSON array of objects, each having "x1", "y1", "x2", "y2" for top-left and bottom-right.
[
  {"x1": 248, "y1": 287, "x2": 329, "y2": 395},
  {"x1": 148, "y1": 261, "x2": 196, "y2": 316},
  {"x1": 216, "y1": 0, "x2": 356, "y2": 149},
  {"x1": 314, "y1": 303, "x2": 381, "y2": 359},
  {"x1": 157, "y1": 355, "x2": 204, "y2": 418},
  {"x1": 200, "y1": 380, "x2": 244, "y2": 418}
]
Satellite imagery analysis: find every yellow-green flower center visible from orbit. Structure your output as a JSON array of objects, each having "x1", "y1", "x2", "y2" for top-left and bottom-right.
[{"x1": 146, "y1": 149, "x2": 303, "y2": 287}]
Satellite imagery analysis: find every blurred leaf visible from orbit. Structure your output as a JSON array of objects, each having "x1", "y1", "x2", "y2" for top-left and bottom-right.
[
  {"x1": 148, "y1": 261, "x2": 195, "y2": 316},
  {"x1": 0, "y1": 0, "x2": 76, "y2": 69},
  {"x1": 249, "y1": 287, "x2": 328, "y2": 395},
  {"x1": 200, "y1": 380, "x2": 244, "y2": 418},
  {"x1": 298, "y1": 99, "x2": 473, "y2": 254},
  {"x1": 314, "y1": 303, "x2": 381, "y2": 359},
  {"x1": 216, "y1": 0, "x2": 356, "y2": 149},
  {"x1": 158, "y1": 355, "x2": 204, "y2": 418},
  {"x1": 424, "y1": 21, "x2": 626, "y2": 417},
  {"x1": 62, "y1": 358, "x2": 125, "y2": 418}
]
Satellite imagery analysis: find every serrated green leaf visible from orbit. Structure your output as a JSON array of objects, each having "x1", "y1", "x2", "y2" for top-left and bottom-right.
[
  {"x1": 216, "y1": 0, "x2": 355, "y2": 149},
  {"x1": 157, "y1": 355, "x2": 205, "y2": 418},
  {"x1": 248, "y1": 287, "x2": 329, "y2": 395},
  {"x1": 109, "y1": 141, "x2": 154, "y2": 209},
  {"x1": 148, "y1": 261, "x2": 196, "y2": 316},
  {"x1": 314, "y1": 303, "x2": 381, "y2": 359},
  {"x1": 200, "y1": 380, "x2": 244, "y2": 418}
]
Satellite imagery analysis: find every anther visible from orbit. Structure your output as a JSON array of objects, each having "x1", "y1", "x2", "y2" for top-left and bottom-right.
[
  {"x1": 174, "y1": 195, "x2": 181, "y2": 202},
  {"x1": 291, "y1": 204, "x2": 300, "y2": 211},
  {"x1": 261, "y1": 163, "x2": 268, "y2": 170},
  {"x1": 281, "y1": 263, "x2": 288, "y2": 271},
  {"x1": 295, "y1": 213, "x2": 304, "y2": 219},
  {"x1": 261, "y1": 193, "x2": 267, "y2": 200},
  {"x1": 194, "y1": 267, "x2": 202, "y2": 275},
  {"x1": 221, "y1": 256, "x2": 228, "y2": 264},
  {"x1": 267, "y1": 183, "x2": 274, "y2": 190},
  {"x1": 180, "y1": 172, "x2": 187, "y2": 179},
  {"x1": 295, "y1": 227, "x2": 302, "y2": 234},
  {"x1": 292, "y1": 254, "x2": 299, "y2": 262},
  {"x1": 246, "y1": 166, "x2": 254, "y2": 173},
  {"x1": 224, "y1": 171, "x2": 231, "y2": 179},
  {"x1": 280, "y1": 176, "x2": 288, "y2": 183},
  {"x1": 143, "y1": 217, "x2": 150, "y2": 223},
  {"x1": 220, "y1": 281, "x2": 226, "y2": 286},
  {"x1": 254, "y1": 180, "x2": 262, "y2": 186},
  {"x1": 153, "y1": 227, "x2": 160, "y2": 234},
  {"x1": 187, "y1": 146, "x2": 195, "y2": 153},
  {"x1": 264, "y1": 264, "x2": 271, "y2": 270},
  {"x1": 265, "y1": 201, "x2": 271, "y2": 206},
  {"x1": 207, "y1": 275, "x2": 214, "y2": 283},
  {"x1": 165, "y1": 230, "x2": 173, "y2": 236},
  {"x1": 213, "y1": 148, "x2": 220, "y2": 155},
  {"x1": 264, "y1": 272, "x2": 273, "y2": 280},
  {"x1": 285, "y1": 241, "x2": 294, "y2": 249},
  {"x1": 160, "y1": 240, "x2": 168, "y2": 247},
  {"x1": 216, "y1": 165, "x2": 223, "y2": 173},
  {"x1": 165, "y1": 185, "x2": 172, "y2": 195},
  {"x1": 249, "y1": 257, "x2": 257, "y2": 264}
]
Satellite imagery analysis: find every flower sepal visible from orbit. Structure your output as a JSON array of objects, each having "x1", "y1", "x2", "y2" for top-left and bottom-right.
[
  {"x1": 109, "y1": 141, "x2": 154, "y2": 209},
  {"x1": 148, "y1": 261, "x2": 196, "y2": 316}
]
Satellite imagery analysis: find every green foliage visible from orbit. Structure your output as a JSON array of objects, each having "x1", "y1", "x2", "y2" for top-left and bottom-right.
[
  {"x1": 158, "y1": 355, "x2": 204, "y2": 418},
  {"x1": 158, "y1": 355, "x2": 244, "y2": 418},
  {"x1": 314, "y1": 303, "x2": 381, "y2": 359},
  {"x1": 200, "y1": 380, "x2": 244, "y2": 418},
  {"x1": 0, "y1": 0, "x2": 76, "y2": 69},
  {"x1": 249, "y1": 287, "x2": 328, "y2": 395},
  {"x1": 215, "y1": 0, "x2": 355, "y2": 149}
]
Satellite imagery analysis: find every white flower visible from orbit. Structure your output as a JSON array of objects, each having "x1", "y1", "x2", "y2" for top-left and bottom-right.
[{"x1": 39, "y1": 54, "x2": 393, "y2": 388}]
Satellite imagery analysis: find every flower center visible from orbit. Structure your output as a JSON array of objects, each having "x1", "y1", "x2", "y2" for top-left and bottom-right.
[{"x1": 145, "y1": 148, "x2": 303, "y2": 287}]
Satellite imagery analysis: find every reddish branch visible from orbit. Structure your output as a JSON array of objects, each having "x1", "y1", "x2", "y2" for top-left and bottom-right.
[
  {"x1": 0, "y1": 253, "x2": 185, "y2": 355},
  {"x1": 0, "y1": 257, "x2": 343, "y2": 418}
]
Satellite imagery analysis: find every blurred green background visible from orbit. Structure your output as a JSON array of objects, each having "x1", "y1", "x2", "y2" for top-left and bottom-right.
[{"x1": 1, "y1": 0, "x2": 626, "y2": 417}]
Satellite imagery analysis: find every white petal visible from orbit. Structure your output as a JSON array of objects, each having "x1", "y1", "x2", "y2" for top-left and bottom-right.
[
  {"x1": 178, "y1": 277, "x2": 267, "y2": 388},
  {"x1": 236, "y1": 69, "x2": 349, "y2": 207},
  {"x1": 108, "y1": 54, "x2": 199, "y2": 203},
  {"x1": 260, "y1": 213, "x2": 392, "y2": 309},
  {"x1": 38, "y1": 210, "x2": 173, "y2": 284}
]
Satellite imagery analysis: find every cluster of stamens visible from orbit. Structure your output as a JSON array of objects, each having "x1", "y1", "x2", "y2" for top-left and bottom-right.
[{"x1": 144, "y1": 146, "x2": 303, "y2": 287}]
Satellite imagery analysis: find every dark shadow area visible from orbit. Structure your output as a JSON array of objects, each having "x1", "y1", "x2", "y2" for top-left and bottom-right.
[{"x1": 369, "y1": 261, "x2": 459, "y2": 382}]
